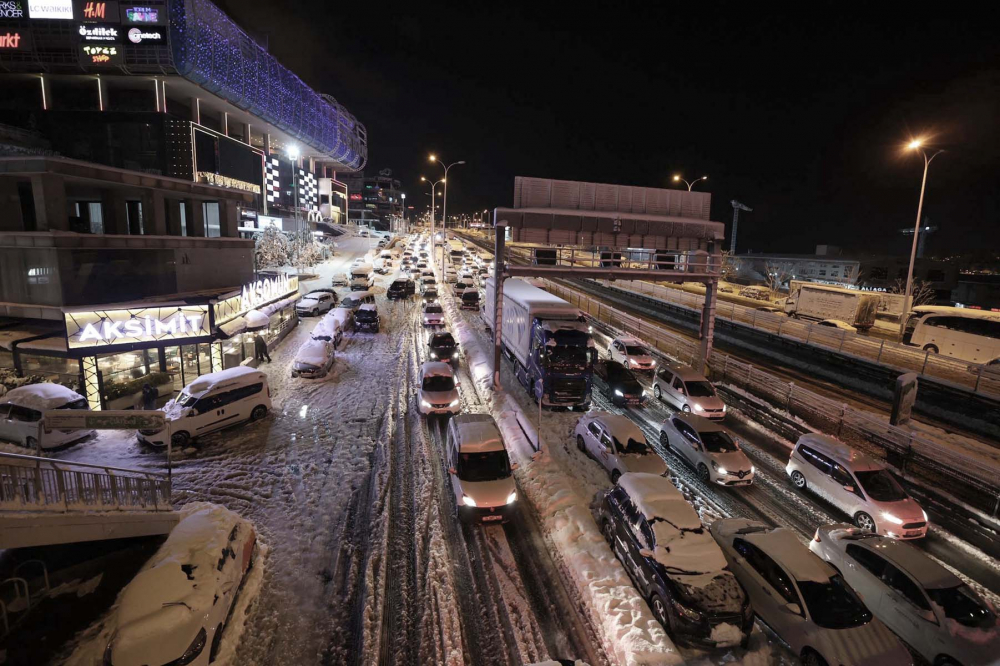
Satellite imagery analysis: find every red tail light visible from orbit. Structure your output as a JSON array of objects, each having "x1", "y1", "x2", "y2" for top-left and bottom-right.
[{"x1": 813, "y1": 529, "x2": 821, "y2": 543}]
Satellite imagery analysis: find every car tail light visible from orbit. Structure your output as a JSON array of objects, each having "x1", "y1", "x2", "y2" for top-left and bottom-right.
[{"x1": 813, "y1": 529, "x2": 821, "y2": 543}]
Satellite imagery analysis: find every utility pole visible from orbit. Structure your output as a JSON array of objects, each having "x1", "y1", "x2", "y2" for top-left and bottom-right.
[{"x1": 730, "y1": 200, "x2": 752, "y2": 254}]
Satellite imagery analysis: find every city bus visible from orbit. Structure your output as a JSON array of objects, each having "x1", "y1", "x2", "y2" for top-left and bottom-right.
[{"x1": 902, "y1": 306, "x2": 1000, "y2": 364}]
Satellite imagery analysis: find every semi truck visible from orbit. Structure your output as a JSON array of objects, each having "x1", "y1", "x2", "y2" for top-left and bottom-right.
[
  {"x1": 783, "y1": 281, "x2": 879, "y2": 330},
  {"x1": 482, "y1": 277, "x2": 595, "y2": 408}
]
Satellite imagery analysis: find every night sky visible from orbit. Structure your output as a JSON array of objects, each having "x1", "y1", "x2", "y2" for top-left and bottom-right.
[{"x1": 223, "y1": 2, "x2": 999, "y2": 258}]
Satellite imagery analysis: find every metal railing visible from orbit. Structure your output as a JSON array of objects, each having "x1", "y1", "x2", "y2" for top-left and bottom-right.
[{"x1": 0, "y1": 452, "x2": 172, "y2": 513}]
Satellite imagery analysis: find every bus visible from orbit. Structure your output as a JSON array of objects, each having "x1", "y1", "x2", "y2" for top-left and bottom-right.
[{"x1": 902, "y1": 306, "x2": 1000, "y2": 364}]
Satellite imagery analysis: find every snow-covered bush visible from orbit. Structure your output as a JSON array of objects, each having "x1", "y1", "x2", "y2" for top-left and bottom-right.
[{"x1": 254, "y1": 225, "x2": 291, "y2": 270}]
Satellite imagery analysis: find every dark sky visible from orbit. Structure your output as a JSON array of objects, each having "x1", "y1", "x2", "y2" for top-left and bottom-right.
[{"x1": 223, "y1": 2, "x2": 1000, "y2": 258}]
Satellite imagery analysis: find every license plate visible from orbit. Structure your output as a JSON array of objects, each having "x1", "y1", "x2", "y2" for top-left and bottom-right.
[
  {"x1": 482, "y1": 515, "x2": 503, "y2": 522},
  {"x1": 905, "y1": 530, "x2": 920, "y2": 537}
]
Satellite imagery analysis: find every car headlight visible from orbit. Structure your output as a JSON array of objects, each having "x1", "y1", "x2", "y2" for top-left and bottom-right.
[
  {"x1": 722, "y1": 404, "x2": 727, "y2": 413},
  {"x1": 164, "y1": 627, "x2": 206, "y2": 666},
  {"x1": 421, "y1": 400, "x2": 431, "y2": 409},
  {"x1": 750, "y1": 465, "x2": 755, "y2": 474},
  {"x1": 429, "y1": 352, "x2": 437, "y2": 358},
  {"x1": 922, "y1": 509, "x2": 928, "y2": 522},
  {"x1": 670, "y1": 597, "x2": 704, "y2": 623},
  {"x1": 614, "y1": 389, "x2": 624, "y2": 397},
  {"x1": 882, "y1": 512, "x2": 904, "y2": 525},
  {"x1": 449, "y1": 399, "x2": 460, "y2": 407},
  {"x1": 642, "y1": 389, "x2": 649, "y2": 396},
  {"x1": 630, "y1": 359, "x2": 639, "y2": 366},
  {"x1": 462, "y1": 494, "x2": 477, "y2": 507},
  {"x1": 588, "y1": 325, "x2": 594, "y2": 333},
  {"x1": 651, "y1": 360, "x2": 657, "y2": 366},
  {"x1": 692, "y1": 404, "x2": 705, "y2": 413},
  {"x1": 452, "y1": 352, "x2": 459, "y2": 359},
  {"x1": 506, "y1": 491, "x2": 517, "y2": 504}
]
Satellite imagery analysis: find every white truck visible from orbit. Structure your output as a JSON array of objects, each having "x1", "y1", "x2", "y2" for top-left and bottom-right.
[
  {"x1": 482, "y1": 278, "x2": 594, "y2": 408},
  {"x1": 783, "y1": 281, "x2": 879, "y2": 330},
  {"x1": 350, "y1": 264, "x2": 374, "y2": 291}
]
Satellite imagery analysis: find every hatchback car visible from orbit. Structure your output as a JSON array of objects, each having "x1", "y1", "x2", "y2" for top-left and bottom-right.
[
  {"x1": 428, "y1": 331, "x2": 459, "y2": 364},
  {"x1": 811, "y1": 524, "x2": 998, "y2": 666},
  {"x1": 354, "y1": 304, "x2": 380, "y2": 333},
  {"x1": 653, "y1": 364, "x2": 726, "y2": 419},
  {"x1": 595, "y1": 359, "x2": 647, "y2": 406},
  {"x1": 712, "y1": 519, "x2": 911, "y2": 666},
  {"x1": 786, "y1": 434, "x2": 927, "y2": 538},
  {"x1": 599, "y1": 473, "x2": 753, "y2": 648},
  {"x1": 296, "y1": 290, "x2": 336, "y2": 316},
  {"x1": 659, "y1": 414, "x2": 754, "y2": 486},
  {"x1": 417, "y1": 362, "x2": 461, "y2": 416},
  {"x1": 423, "y1": 302, "x2": 445, "y2": 326},
  {"x1": 574, "y1": 412, "x2": 666, "y2": 482},
  {"x1": 608, "y1": 336, "x2": 656, "y2": 373}
]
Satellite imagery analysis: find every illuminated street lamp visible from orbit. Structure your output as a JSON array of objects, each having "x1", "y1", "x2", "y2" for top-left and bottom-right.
[
  {"x1": 421, "y1": 176, "x2": 445, "y2": 251},
  {"x1": 430, "y1": 154, "x2": 465, "y2": 275},
  {"x1": 672, "y1": 174, "x2": 708, "y2": 191},
  {"x1": 899, "y1": 138, "x2": 945, "y2": 335},
  {"x1": 287, "y1": 145, "x2": 300, "y2": 231}
]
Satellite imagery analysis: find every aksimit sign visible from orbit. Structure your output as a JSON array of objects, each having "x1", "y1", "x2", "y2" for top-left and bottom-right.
[{"x1": 65, "y1": 305, "x2": 212, "y2": 349}]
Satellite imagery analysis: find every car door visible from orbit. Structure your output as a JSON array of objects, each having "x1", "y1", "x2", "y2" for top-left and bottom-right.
[
  {"x1": 827, "y1": 462, "x2": 862, "y2": 514},
  {"x1": 8, "y1": 405, "x2": 40, "y2": 445},
  {"x1": 194, "y1": 390, "x2": 239, "y2": 435},
  {"x1": 596, "y1": 429, "x2": 615, "y2": 473},
  {"x1": 733, "y1": 539, "x2": 799, "y2": 638},
  {"x1": 670, "y1": 376, "x2": 688, "y2": 409},
  {"x1": 843, "y1": 543, "x2": 888, "y2": 610},
  {"x1": 0, "y1": 404, "x2": 16, "y2": 443},
  {"x1": 878, "y1": 564, "x2": 932, "y2": 652},
  {"x1": 674, "y1": 420, "x2": 702, "y2": 468},
  {"x1": 609, "y1": 341, "x2": 622, "y2": 364}
]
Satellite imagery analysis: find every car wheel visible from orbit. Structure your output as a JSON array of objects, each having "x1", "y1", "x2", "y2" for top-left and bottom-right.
[
  {"x1": 681, "y1": 404, "x2": 692, "y2": 414},
  {"x1": 171, "y1": 430, "x2": 191, "y2": 448},
  {"x1": 855, "y1": 512, "x2": 877, "y2": 533},
  {"x1": 610, "y1": 469, "x2": 621, "y2": 485},
  {"x1": 697, "y1": 463, "x2": 710, "y2": 482},
  {"x1": 934, "y1": 656, "x2": 963, "y2": 666},
  {"x1": 577, "y1": 435, "x2": 586, "y2": 452},
  {"x1": 659, "y1": 431, "x2": 671, "y2": 451},
  {"x1": 251, "y1": 405, "x2": 268, "y2": 421},
  {"x1": 24, "y1": 436, "x2": 39, "y2": 450},
  {"x1": 653, "y1": 384, "x2": 661, "y2": 400},
  {"x1": 791, "y1": 470, "x2": 807, "y2": 489},
  {"x1": 801, "y1": 649, "x2": 828, "y2": 666},
  {"x1": 602, "y1": 520, "x2": 615, "y2": 546},
  {"x1": 210, "y1": 623, "x2": 224, "y2": 662},
  {"x1": 924, "y1": 344, "x2": 939, "y2": 354},
  {"x1": 649, "y1": 594, "x2": 672, "y2": 632}
]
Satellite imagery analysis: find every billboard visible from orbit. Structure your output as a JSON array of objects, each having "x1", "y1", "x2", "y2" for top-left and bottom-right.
[
  {"x1": 78, "y1": 23, "x2": 121, "y2": 42},
  {"x1": 119, "y1": 1, "x2": 164, "y2": 24},
  {"x1": 80, "y1": 43, "x2": 121, "y2": 65},
  {"x1": 0, "y1": 1, "x2": 25, "y2": 19},
  {"x1": 77, "y1": 0, "x2": 118, "y2": 21},
  {"x1": 28, "y1": 0, "x2": 73, "y2": 18},
  {"x1": 65, "y1": 305, "x2": 212, "y2": 350}
]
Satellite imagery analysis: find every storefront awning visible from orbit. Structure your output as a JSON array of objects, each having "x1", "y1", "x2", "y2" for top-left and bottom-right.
[
  {"x1": 216, "y1": 294, "x2": 301, "y2": 339},
  {"x1": 0, "y1": 326, "x2": 63, "y2": 351}
]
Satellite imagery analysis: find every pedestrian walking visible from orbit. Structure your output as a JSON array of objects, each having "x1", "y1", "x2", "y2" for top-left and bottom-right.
[
  {"x1": 254, "y1": 333, "x2": 272, "y2": 364},
  {"x1": 141, "y1": 382, "x2": 157, "y2": 410}
]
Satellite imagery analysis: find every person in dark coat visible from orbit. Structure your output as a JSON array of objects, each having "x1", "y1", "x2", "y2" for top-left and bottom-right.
[
  {"x1": 254, "y1": 333, "x2": 272, "y2": 363},
  {"x1": 141, "y1": 382, "x2": 157, "y2": 410}
]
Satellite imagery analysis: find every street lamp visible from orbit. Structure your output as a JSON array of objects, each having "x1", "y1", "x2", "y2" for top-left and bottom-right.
[
  {"x1": 430, "y1": 154, "x2": 465, "y2": 276},
  {"x1": 421, "y1": 176, "x2": 445, "y2": 252},
  {"x1": 672, "y1": 174, "x2": 708, "y2": 191},
  {"x1": 287, "y1": 145, "x2": 300, "y2": 231},
  {"x1": 899, "y1": 138, "x2": 945, "y2": 336}
]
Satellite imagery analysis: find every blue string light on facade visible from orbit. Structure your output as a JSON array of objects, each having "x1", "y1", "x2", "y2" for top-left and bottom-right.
[{"x1": 169, "y1": 0, "x2": 367, "y2": 171}]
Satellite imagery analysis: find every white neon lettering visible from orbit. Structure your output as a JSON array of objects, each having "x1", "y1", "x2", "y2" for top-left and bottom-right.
[
  {"x1": 124, "y1": 319, "x2": 145, "y2": 337},
  {"x1": 79, "y1": 322, "x2": 102, "y2": 342},
  {"x1": 103, "y1": 320, "x2": 124, "y2": 338},
  {"x1": 155, "y1": 317, "x2": 177, "y2": 335},
  {"x1": 144, "y1": 315, "x2": 153, "y2": 337},
  {"x1": 188, "y1": 315, "x2": 203, "y2": 332}
]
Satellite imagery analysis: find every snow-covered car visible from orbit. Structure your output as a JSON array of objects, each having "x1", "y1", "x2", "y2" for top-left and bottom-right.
[
  {"x1": 428, "y1": 331, "x2": 459, "y2": 364},
  {"x1": 295, "y1": 290, "x2": 336, "y2": 316},
  {"x1": 331, "y1": 273, "x2": 349, "y2": 287},
  {"x1": 459, "y1": 290, "x2": 480, "y2": 310},
  {"x1": 423, "y1": 302, "x2": 445, "y2": 326},
  {"x1": 444, "y1": 270, "x2": 458, "y2": 283},
  {"x1": 292, "y1": 338, "x2": 335, "y2": 379},
  {"x1": 599, "y1": 473, "x2": 753, "y2": 648},
  {"x1": 354, "y1": 304, "x2": 380, "y2": 333},
  {"x1": 810, "y1": 524, "x2": 999, "y2": 666},
  {"x1": 608, "y1": 335, "x2": 657, "y2": 373},
  {"x1": 103, "y1": 504, "x2": 258, "y2": 666},
  {"x1": 659, "y1": 414, "x2": 754, "y2": 486},
  {"x1": 712, "y1": 519, "x2": 911, "y2": 666},
  {"x1": 324, "y1": 307, "x2": 354, "y2": 334},
  {"x1": 817, "y1": 319, "x2": 857, "y2": 333},
  {"x1": 968, "y1": 356, "x2": 1000, "y2": 377},
  {"x1": 417, "y1": 362, "x2": 461, "y2": 416},
  {"x1": 0, "y1": 383, "x2": 94, "y2": 450},
  {"x1": 574, "y1": 411, "x2": 666, "y2": 482},
  {"x1": 312, "y1": 316, "x2": 343, "y2": 347},
  {"x1": 652, "y1": 364, "x2": 726, "y2": 419},
  {"x1": 786, "y1": 433, "x2": 927, "y2": 538},
  {"x1": 446, "y1": 414, "x2": 517, "y2": 523}
]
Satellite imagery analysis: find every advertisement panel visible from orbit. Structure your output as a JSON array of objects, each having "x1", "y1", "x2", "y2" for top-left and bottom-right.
[
  {"x1": 28, "y1": 0, "x2": 73, "y2": 18},
  {"x1": 0, "y1": 29, "x2": 31, "y2": 50},
  {"x1": 119, "y1": 1, "x2": 163, "y2": 24},
  {"x1": 78, "y1": 23, "x2": 121, "y2": 42},
  {"x1": 125, "y1": 25, "x2": 163, "y2": 43},
  {"x1": 65, "y1": 305, "x2": 212, "y2": 350},
  {"x1": 0, "y1": 1, "x2": 25, "y2": 19},
  {"x1": 80, "y1": 42, "x2": 121, "y2": 65},
  {"x1": 77, "y1": 0, "x2": 117, "y2": 21}
]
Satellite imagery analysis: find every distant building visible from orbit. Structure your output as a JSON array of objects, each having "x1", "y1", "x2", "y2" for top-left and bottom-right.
[{"x1": 342, "y1": 170, "x2": 403, "y2": 231}]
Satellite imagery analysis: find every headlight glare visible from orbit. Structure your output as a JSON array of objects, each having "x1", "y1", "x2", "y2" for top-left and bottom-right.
[
  {"x1": 614, "y1": 389, "x2": 624, "y2": 397},
  {"x1": 462, "y1": 494, "x2": 477, "y2": 507},
  {"x1": 882, "y1": 512, "x2": 904, "y2": 525},
  {"x1": 448, "y1": 399, "x2": 459, "y2": 407},
  {"x1": 506, "y1": 491, "x2": 517, "y2": 504}
]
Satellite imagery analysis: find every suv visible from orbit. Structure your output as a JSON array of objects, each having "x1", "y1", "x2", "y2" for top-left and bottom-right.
[
  {"x1": 608, "y1": 336, "x2": 657, "y2": 374},
  {"x1": 354, "y1": 304, "x2": 380, "y2": 333},
  {"x1": 460, "y1": 290, "x2": 480, "y2": 310},
  {"x1": 387, "y1": 278, "x2": 415, "y2": 300},
  {"x1": 652, "y1": 365, "x2": 726, "y2": 419},
  {"x1": 787, "y1": 434, "x2": 926, "y2": 538},
  {"x1": 428, "y1": 331, "x2": 459, "y2": 364},
  {"x1": 296, "y1": 290, "x2": 337, "y2": 316},
  {"x1": 446, "y1": 414, "x2": 517, "y2": 523},
  {"x1": 574, "y1": 411, "x2": 666, "y2": 482},
  {"x1": 659, "y1": 414, "x2": 754, "y2": 486},
  {"x1": 599, "y1": 473, "x2": 753, "y2": 648}
]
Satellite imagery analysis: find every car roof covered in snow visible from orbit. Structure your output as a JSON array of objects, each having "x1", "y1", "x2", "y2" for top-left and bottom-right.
[
  {"x1": 451, "y1": 414, "x2": 503, "y2": 453},
  {"x1": 2, "y1": 383, "x2": 86, "y2": 410},
  {"x1": 303, "y1": 291, "x2": 331, "y2": 298},
  {"x1": 831, "y1": 527, "x2": 958, "y2": 589},
  {"x1": 796, "y1": 433, "x2": 884, "y2": 471},
  {"x1": 183, "y1": 366, "x2": 266, "y2": 398},
  {"x1": 358, "y1": 304, "x2": 378, "y2": 312},
  {"x1": 717, "y1": 520, "x2": 834, "y2": 583},
  {"x1": 295, "y1": 338, "x2": 332, "y2": 363},
  {"x1": 589, "y1": 411, "x2": 644, "y2": 442},
  {"x1": 420, "y1": 361, "x2": 454, "y2": 378}
]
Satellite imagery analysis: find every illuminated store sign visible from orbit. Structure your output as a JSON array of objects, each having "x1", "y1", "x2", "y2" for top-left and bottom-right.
[
  {"x1": 28, "y1": 0, "x2": 73, "y2": 18},
  {"x1": 120, "y1": 2, "x2": 163, "y2": 24},
  {"x1": 0, "y1": 1, "x2": 25, "y2": 19},
  {"x1": 126, "y1": 26, "x2": 162, "y2": 43},
  {"x1": 198, "y1": 171, "x2": 262, "y2": 194},
  {"x1": 78, "y1": 23, "x2": 120, "y2": 42},
  {"x1": 65, "y1": 305, "x2": 211, "y2": 349},
  {"x1": 349, "y1": 193, "x2": 362, "y2": 201},
  {"x1": 213, "y1": 274, "x2": 299, "y2": 326},
  {"x1": 0, "y1": 31, "x2": 31, "y2": 50},
  {"x1": 80, "y1": 43, "x2": 121, "y2": 64},
  {"x1": 78, "y1": 0, "x2": 117, "y2": 20}
]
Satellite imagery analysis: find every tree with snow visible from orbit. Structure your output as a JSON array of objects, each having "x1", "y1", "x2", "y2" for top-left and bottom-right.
[
  {"x1": 764, "y1": 260, "x2": 795, "y2": 299},
  {"x1": 254, "y1": 225, "x2": 290, "y2": 270},
  {"x1": 891, "y1": 277, "x2": 936, "y2": 306}
]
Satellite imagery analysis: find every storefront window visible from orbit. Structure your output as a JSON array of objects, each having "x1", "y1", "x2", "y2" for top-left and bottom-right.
[
  {"x1": 221, "y1": 336, "x2": 245, "y2": 369},
  {"x1": 12, "y1": 354, "x2": 79, "y2": 392},
  {"x1": 163, "y1": 346, "x2": 184, "y2": 394}
]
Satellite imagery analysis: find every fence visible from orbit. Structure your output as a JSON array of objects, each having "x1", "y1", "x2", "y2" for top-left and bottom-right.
[
  {"x1": 0, "y1": 452, "x2": 172, "y2": 513},
  {"x1": 542, "y1": 279, "x2": 1000, "y2": 514}
]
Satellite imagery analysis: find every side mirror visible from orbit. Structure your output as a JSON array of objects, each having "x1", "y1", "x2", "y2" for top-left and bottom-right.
[
  {"x1": 918, "y1": 609, "x2": 938, "y2": 624},
  {"x1": 784, "y1": 602, "x2": 803, "y2": 616},
  {"x1": 510, "y1": 463, "x2": 519, "y2": 471},
  {"x1": 448, "y1": 467, "x2": 457, "y2": 475},
  {"x1": 843, "y1": 485, "x2": 855, "y2": 492},
  {"x1": 638, "y1": 548, "x2": 655, "y2": 559}
]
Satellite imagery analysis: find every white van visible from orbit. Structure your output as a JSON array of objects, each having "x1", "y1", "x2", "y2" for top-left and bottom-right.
[
  {"x1": 137, "y1": 367, "x2": 271, "y2": 448},
  {"x1": 0, "y1": 383, "x2": 94, "y2": 450},
  {"x1": 786, "y1": 433, "x2": 927, "y2": 539},
  {"x1": 446, "y1": 414, "x2": 518, "y2": 523},
  {"x1": 340, "y1": 291, "x2": 375, "y2": 312},
  {"x1": 350, "y1": 264, "x2": 374, "y2": 291}
]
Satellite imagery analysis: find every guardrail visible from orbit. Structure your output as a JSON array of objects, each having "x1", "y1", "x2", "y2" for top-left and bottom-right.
[
  {"x1": 0, "y1": 452, "x2": 172, "y2": 513},
  {"x1": 541, "y1": 278, "x2": 1000, "y2": 515}
]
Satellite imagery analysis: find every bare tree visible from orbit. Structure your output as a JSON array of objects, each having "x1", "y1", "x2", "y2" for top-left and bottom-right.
[
  {"x1": 891, "y1": 278, "x2": 935, "y2": 306},
  {"x1": 764, "y1": 261, "x2": 795, "y2": 298},
  {"x1": 719, "y1": 250, "x2": 742, "y2": 281}
]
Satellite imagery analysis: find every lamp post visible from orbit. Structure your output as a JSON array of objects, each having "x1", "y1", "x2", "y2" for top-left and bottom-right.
[
  {"x1": 400, "y1": 193, "x2": 406, "y2": 233},
  {"x1": 899, "y1": 139, "x2": 945, "y2": 336},
  {"x1": 672, "y1": 174, "x2": 708, "y2": 191},
  {"x1": 421, "y1": 176, "x2": 445, "y2": 264},
  {"x1": 287, "y1": 146, "x2": 300, "y2": 231},
  {"x1": 429, "y1": 154, "x2": 464, "y2": 276}
]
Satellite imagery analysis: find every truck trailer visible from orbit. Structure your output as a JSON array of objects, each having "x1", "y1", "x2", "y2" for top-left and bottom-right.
[
  {"x1": 783, "y1": 281, "x2": 879, "y2": 330},
  {"x1": 483, "y1": 278, "x2": 594, "y2": 408}
]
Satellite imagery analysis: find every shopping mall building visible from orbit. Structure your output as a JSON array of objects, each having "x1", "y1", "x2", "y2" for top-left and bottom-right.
[{"x1": 0, "y1": 0, "x2": 366, "y2": 409}]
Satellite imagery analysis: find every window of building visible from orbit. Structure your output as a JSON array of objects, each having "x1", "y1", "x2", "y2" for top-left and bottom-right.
[
  {"x1": 818, "y1": 270, "x2": 827, "y2": 276},
  {"x1": 204, "y1": 202, "x2": 221, "y2": 237},
  {"x1": 870, "y1": 267, "x2": 888, "y2": 280}
]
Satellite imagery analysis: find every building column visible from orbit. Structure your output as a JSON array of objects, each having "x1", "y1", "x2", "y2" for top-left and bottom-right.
[
  {"x1": 189, "y1": 200, "x2": 206, "y2": 236},
  {"x1": 263, "y1": 132, "x2": 271, "y2": 157},
  {"x1": 220, "y1": 200, "x2": 239, "y2": 237},
  {"x1": 97, "y1": 76, "x2": 109, "y2": 111},
  {"x1": 101, "y1": 189, "x2": 128, "y2": 234},
  {"x1": 39, "y1": 75, "x2": 51, "y2": 110},
  {"x1": 30, "y1": 174, "x2": 68, "y2": 231},
  {"x1": 147, "y1": 190, "x2": 167, "y2": 235},
  {"x1": 222, "y1": 112, "x2": 229, "y2": 136},
  {"x1": 164, "y1": 197, "x2": 182, "y2": 236},
  {"x1": 0, "y1": 178, "x2": 24, "y2": 230},
  {"x1": 242, "y1": 122, "x2": 251, "y2": 145},
  {"x1": 190, "y1": 97, "x2": 200, "y2": 124}
]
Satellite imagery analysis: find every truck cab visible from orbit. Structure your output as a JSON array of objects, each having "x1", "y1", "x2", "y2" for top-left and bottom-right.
[{"x1": 521, "y1": 319, "x2": 595, "y2": 408}]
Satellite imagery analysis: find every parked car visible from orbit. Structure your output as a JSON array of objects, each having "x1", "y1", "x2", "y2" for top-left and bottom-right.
[
  {"x1": 137, "y1": 367, "x2": 271, "y2": 448},
  {"x1": 331, "y1": 272, "x2": 349, "y2": 287},
  {"x1": 354, "y1": 304, "x2": 380, "y2": 333},
  {"x1": 652, "y1": 364, "x2": 726, "y2": 419},
  {"x1": 446, "y1": 414, "x2": 517, "y2": 523},
  {"x1": 102, "y1": 505, "x2": 258, "y2": 666},
  {"x1": 292, "y1": 338, "x2": 335, "y2": 379},
  {"x1": 422, "y1": 287, "x2": 440, "y2": 303},
  {"x1": 574, "y1": 411, "x2": 666, "y2": 482},
  {"x1": 428, "y1": 331, "x2": 459, "y2": 364},
  {"x1": 0, "y1": 384, "x2": 93, "y2": 450},
  {"x1": 460, "y1": 290, "x2": 480, "y2": 310},
  {"x1": 786, "y1": 433, "x2": 927, "y2": 538},
  {"x1": 387, "y1": 278, "x2": 415, "y2": 300},
  {"x1": 599, "y1": 473, "x2": 753, "y2": 648},
  {"x1": 311, "y1": 317, "x2": 343, "y2": 347},
  {"x1": 296, "y1": 290, "x2": 337, "y2": 316},
  {"x1": 417, "y1": 362, "x2": 461, "y2": 416},
  {"x1": 594, "y1": 359, "x2": 647, "y2": 406},
  {"x1": 608, "y1": 335, "x2": 656, "y2": 373},
  {"x1": 423, "y1": 302, "x2": 445, "y2": 326},
  {"x1": 324, "y1": 307, "x2": 354, "y2": 334},
  {"x1": 340, "y1": 291, "x2": 375, "y2": 312},
  {"x1": 811, "y1": 524, "x2": 998, "y2": 666},
  {"x1": 659, "y1": 414, "x2": 754, "y2": 486},
  {"x1": 711, "y1": 519, "x2": 912, "y2": 666}
]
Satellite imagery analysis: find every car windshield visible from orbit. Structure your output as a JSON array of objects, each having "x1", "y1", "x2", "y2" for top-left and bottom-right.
[
  {"x1": 684, "y1": 381, "x2": 716, "y2": 397},
  {"x1": 459, "y1": 450, "x2": 511, "y2": 482},
  {"x1": 797, "y1": 575, "x2": 872, "y2": 629},
  {"x1": 425, "y1": 305, "x2": 443, "y2": 314},
  {"x1": 432, "y1": 333, "x2": 455, "y2": 347},
  {"x1": 422, "y1": 376, "x2": 455, "y2": 392},
  {"x1": 927, "y1": 585, "x2": 995, "y2": 628},
  {"x1": 356, "y1": 310, "x2": 377, "y2": 320},
  {"x1": 699, "y1": 431, "x2": 739, "y2": 453},
  {"x1": 546, "y1": 344, "x2": 590, "y2": 368},
  {"x1": 462, "y1": 293, "x2": 479, "y2": 301},
  {"x1": 854, "y1": 470, "x2": 908, "y2": 502},
  {"x1": 625, "y1": 345, "x2": 649, "y2": 356},
  {"x1": 614, "y1": 436, "x2": 650, "y2": 455},
  {"x1": 177, "y1": 391, "x2": 197, "y2": 407},
  {"x1": 58, "y1": 398, "x2": 90, "y2": 410}
]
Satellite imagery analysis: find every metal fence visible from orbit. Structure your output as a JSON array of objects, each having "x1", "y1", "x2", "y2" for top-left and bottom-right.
[{"x1": 0, "y1": 452, "x2": 172, "y2": 513}]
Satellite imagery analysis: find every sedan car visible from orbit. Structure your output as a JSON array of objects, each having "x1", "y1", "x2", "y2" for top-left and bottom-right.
[
  {"x1": 659, "y1": 414, "x2": 754, "y2": 486},
  {"x1": 817, "y1": 319, "x2": 858, "y2": 333},
  {"x1": 608, "y1": 335, "x2": 657, "y2": 373},
  {"x1": 103, "y1": 505, "x2": 258, "y2": 666},
  {"x1": 712, "y1": 519, "x2": 912, "y2": 666},
  {"x1": 423, "y1": 302, "x2": 445, "y2": 326},
  {"x1": 291, "y1": 338, "x2": 335, "y2": 378},
  {"x1": 595, "y1": 359, "x2": 647, "y2": 406},
  {"x1": 811, "y1": 524, "x2": 999, "y2": 666},
  {"x1": 428, "y1": 331, "x2": 459, "y2": 364},
  {"x1": 417, "y1": 362, "x2": 461, "y2": 416},
  {"x1": 575, "y1": 411, "x2": 666, "y2": 482}
]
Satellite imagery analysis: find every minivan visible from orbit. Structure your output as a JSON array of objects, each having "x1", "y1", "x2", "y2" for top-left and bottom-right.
[
  {"x1": 446, "y1": 414, "x2": 518, "y2": 523},
  {"x1": 137, "y1": 367, "x2": 271, "y2": 448},
  {"x1": 340, "y1": 291, "x2": 375, "y2": 311},
  {"x1": 0, "y1": 383, "x2": 93, "y2": 450},
  {"x1": 786, "y1": 433, "x2": 927, "y2": 539}
]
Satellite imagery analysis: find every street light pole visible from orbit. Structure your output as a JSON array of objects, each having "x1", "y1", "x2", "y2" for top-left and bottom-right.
[
  {"x1": 421, "y1": 176, "x2": 445, "y2": 266},
  {"x1": 899, "y1": 140, "x2": 945, "y2": 336},
  {"x1": 430, "y1": 154, "x2": 465, "y2": 277},
  {"x1": 288, "y1": 146, "x2": 300, "y2": 232},
  {"x1": 672, "y1": 174, "x2": 708, "y2": 191}
]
